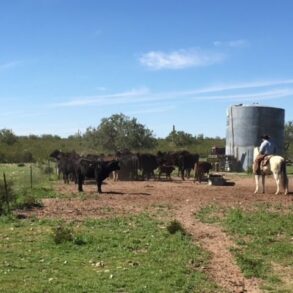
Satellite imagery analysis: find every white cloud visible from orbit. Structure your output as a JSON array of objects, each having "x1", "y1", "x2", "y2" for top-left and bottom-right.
[
  {"x1": 139, "y1": 49, "x2": 224, "y2": 70},
  {"x1": 192, "y1": 88, "x2": 293, "y2": 101},
  {"x1": 127, "y1": 105, "x2": 176, "y2": 115},
  {"x1": 0, "y1": 60, "x2": 22, "y2": 70},
  {"x1": 49, "y1": 78, "x2": 293, "y2": 109},
  {"x1": 213, "y1": 39, "x2": 249, "y2": 48},
  {"x1": 51, "y1": 87, "x2": 150, "y2": 107},
  {"x1": 175, "y1": 79, "x2": 293, "y2": 96}
]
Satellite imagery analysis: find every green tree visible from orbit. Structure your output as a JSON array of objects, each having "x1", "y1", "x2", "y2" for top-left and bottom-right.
[
  {"x1": 166, "y1": 130, "x2": 195, "y2": 147},
  {"x1": 84, "y1": 113, "x2": 157, "y2": 152},
  {"x1": 284, "y1": 121, "x2": 293, "y2": 159},
  {"x1": 0, "y1": 129, "x2": 18, "y2": 145}
]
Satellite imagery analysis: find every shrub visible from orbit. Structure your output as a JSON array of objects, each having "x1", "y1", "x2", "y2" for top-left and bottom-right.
[{"x1": 167, "y1": 220, "x2": 187, "y2": 235}]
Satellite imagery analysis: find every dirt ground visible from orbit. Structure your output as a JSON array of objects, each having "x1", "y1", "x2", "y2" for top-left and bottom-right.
[{"x1": 21, "y1": 173, "x2": 293, "y2": 293}]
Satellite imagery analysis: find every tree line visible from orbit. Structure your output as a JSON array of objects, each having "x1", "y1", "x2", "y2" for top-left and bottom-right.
[{"x1": 1, "y1": 113, "x2": 292, "y2": 163}]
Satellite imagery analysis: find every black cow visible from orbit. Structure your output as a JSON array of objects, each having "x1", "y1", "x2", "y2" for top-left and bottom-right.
[
  {"x1": 157, "y1": 150, "x2": 199, "y2": 180},
  {"x1": 49, "y1": 150, "x2": 79, "y2": 183},
  {"x1": 76, "y1": 158, "x2": 120, "y2": 193},
  {"x1": 177, "y1": 151, "x2": 199, "y2": 180},
  {"x1": 116, "y1": 151, "x2": 139, "y2": 181},
  {"x1": 137, "y1": 153, "x2": 158, "y2": 180},
  {"x1": 194, "y1": 161, "x2": 212, "y2": 183}
]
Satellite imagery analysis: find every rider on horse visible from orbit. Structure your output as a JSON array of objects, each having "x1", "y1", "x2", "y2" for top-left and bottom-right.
[{"x1": 253, "y1": 135, "x2": 277, "y2": 175}]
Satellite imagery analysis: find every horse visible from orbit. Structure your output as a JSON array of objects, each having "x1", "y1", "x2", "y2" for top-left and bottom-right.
[{"x1": 253, "y1": 147, "x2": 288, "y2": 195}]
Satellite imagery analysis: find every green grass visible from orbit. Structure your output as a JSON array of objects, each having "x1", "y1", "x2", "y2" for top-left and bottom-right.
[
  {"x1": 0, "y1": 214, "x2": 222, "y2": 293},
  {"x1": 196, "y1": 204, "x2": 293, "y2": 292},
  {"x1": 0, "y1": 163, "x2": 58, "y2": 204},
  {"x1": 287, "y1": 165, "x2": 293, "y2": 175},
  {"x1": 196, "y1": 204, "x2": 223, "y2": 224}
]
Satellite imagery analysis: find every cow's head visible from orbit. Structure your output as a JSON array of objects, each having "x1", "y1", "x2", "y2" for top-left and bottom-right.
[{"x1": 108, "y1": 160, "x2": 120, "y2": 171}]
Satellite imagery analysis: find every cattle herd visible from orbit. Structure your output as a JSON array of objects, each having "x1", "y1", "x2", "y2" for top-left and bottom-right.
[{"x1": 49, "y1": 149, "x2": 213, "y2": 193}]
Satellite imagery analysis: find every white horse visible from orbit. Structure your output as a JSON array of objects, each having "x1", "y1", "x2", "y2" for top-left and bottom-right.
[{"x1": 253, "y1": 147, "x2": 288, "y2": 195}]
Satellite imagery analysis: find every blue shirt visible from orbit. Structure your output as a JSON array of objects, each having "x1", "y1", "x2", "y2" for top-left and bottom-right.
[{"x1": 259, "y1": 139, "x2": 276, "y2": 155}]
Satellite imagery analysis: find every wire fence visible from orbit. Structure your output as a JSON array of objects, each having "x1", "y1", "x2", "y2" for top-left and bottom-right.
[{"x1": 0, "y1": 161, "x2": 57, "y2": 193}]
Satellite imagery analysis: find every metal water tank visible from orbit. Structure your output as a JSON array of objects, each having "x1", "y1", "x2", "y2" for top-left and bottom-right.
[{"x1": 226, "y1": 104, "x2": 285, "y2": 171}]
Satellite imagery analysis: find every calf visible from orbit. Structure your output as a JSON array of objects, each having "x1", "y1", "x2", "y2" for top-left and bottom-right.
[
  {"x1": 194, "y1": 161, "x2": 212, "y2": 183},
  {"x1": 158, "y1": 165, "x2": 175, "y2": 180}
]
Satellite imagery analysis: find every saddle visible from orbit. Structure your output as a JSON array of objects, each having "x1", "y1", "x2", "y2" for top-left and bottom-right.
[{"x1": 260, "y1": 155, "x2": 273, "y2": 173}]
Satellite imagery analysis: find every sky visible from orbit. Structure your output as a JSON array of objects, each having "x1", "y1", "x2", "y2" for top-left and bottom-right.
[{"x1": 1, "y1": 0, "x2": 293, "y2": 139}]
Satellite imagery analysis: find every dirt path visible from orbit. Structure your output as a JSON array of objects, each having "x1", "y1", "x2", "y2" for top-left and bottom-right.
[
  {"x1": 175, "y1": 205, "x2": 262, "y2": 293},
  {"x1": 20, "y1": 174, "x2": 293, "y2": 293}
]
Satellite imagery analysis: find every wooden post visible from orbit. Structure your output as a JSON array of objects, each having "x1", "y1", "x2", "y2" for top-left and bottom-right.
[{"x1": 3, "y1": 172, "x2": 10, "y2": 212}]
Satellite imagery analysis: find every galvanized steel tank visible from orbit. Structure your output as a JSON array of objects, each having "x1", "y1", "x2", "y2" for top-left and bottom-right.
[{"x1": 226, "y1": 104, "x2": 285, "y2": 171}]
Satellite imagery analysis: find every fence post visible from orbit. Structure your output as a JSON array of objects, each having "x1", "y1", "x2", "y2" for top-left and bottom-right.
[{"x1": 30, "y1": 165, "x2": 33, "y2": 189}]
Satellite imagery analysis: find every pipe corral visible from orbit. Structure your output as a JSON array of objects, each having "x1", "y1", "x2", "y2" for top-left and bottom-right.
[{"x1": 226, "y1": 104, "x2": 285, "y2": 171}]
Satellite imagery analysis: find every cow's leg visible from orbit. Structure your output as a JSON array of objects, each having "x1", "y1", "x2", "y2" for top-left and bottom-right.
[
  {"x1": 254, "y1": 175, "x2": 259, "y2": 193},
  {"x1": 181, "y1": 169, "x2": 185, "y2": 180},
  {"x1": 97, "y1": 181, "x2": 102, "y2": 193},
  {"x1": 198, "y1": 171, "x2": 202, "y2": 183},
  {"x1": 78, "y1": 176, "x2": 83, "y2": 192},
  {"x1": 76, "y1": 171, "x2": 84, "y2": 192}
]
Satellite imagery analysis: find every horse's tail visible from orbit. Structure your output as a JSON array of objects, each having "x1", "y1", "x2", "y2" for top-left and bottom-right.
[{"x1": 280, "y1": 159, "x2": 289, "y2": 193}]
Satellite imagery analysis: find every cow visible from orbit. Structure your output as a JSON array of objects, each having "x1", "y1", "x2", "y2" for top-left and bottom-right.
[
  {"x1": 137, "y1": 153, "x2": 158, "y2": 180},
  {"x1": 158, "y1": 164, "x2": 175, "y2": 180},
  {"x1": 100, "y1": 153, "x2": 120, "y2": 181},
  {"x1": 116, "y1": 151, "x2": 139, "y2": 180},
  {"x1": 157, "y1": 150, "x2": 199, "y2": 180},
  {"x1": 177, "y1": 151, "x2": 199, "y2": 180},
  {"x1": 194, "y1": 161, "x2": 213, "y2": 183},
  {"x1": 49, "y1": 150, "x2": 79, "y2": 183},
  {"x1": 76, "y1": 158, "x2": 120, "y2": 193}
]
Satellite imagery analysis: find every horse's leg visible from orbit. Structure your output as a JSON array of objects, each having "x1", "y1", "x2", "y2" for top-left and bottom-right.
[
  {"x1": 261, "y1": 175, "x2": 265, "y2": 193},
  {"x1": 254, "y1": 175, "x2": 259, "y2": 193},
  {"x1": 272, "y1": 171, "x2": 280, "y2": 195}
]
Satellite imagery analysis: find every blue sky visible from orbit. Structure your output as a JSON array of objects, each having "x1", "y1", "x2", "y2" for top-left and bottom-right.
[{"x1": 1, "y1": 0, "x2": 293, "y2": 138}]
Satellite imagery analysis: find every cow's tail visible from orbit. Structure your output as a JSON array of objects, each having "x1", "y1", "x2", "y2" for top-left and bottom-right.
[{"x1": 280, "y1": 159, "x2": 289, "y2": 194}]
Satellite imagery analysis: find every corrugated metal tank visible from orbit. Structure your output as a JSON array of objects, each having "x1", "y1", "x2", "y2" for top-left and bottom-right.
[{"x1": 226, "y1": 104, "x2": 285, "y2": 171}]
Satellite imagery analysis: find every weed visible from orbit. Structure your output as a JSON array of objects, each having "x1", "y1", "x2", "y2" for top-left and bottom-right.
[{"x1": 52, "y1": 222, "x2": 74, "y2": 244}]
